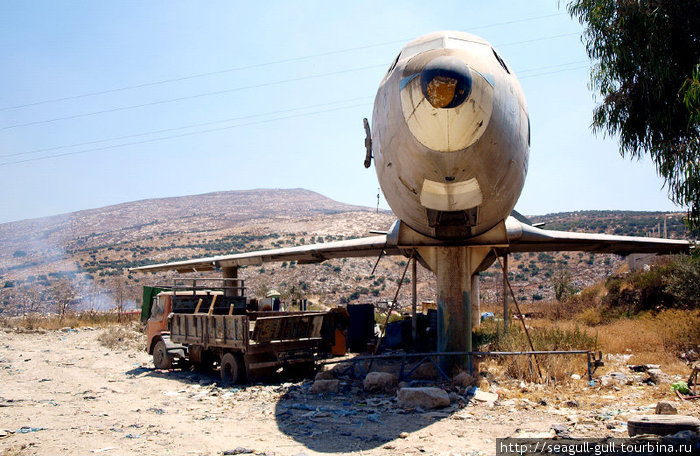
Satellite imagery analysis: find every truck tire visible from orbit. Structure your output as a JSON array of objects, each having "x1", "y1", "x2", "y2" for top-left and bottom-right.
[
  {"x1": 221, "y1": 352, "x2": 245, "y2": 385},
  {"x1": 627, "y1": 415, "x2": 700, "y2": 437},
  {"x1": 153, "y1": 340, "x2": 173, "y2": 369}
]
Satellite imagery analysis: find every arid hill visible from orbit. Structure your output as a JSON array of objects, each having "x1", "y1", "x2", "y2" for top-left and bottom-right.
[{"x1": 0, "y1": 188, "x2": 691, "y2": 315}]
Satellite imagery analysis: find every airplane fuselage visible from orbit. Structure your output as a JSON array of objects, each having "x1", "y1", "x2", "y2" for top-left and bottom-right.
[{"x1": 372, "y1": 31, "x2": 530, "y2": 240}]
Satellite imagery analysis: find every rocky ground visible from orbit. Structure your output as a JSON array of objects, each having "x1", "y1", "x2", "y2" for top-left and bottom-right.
[{"x1": 1, "y1": 328, "x2": 698, "y2": 456}]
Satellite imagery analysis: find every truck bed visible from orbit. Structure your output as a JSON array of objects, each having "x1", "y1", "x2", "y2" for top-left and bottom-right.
[{"x1": 169, "y1": 311, "x2": 328, "y2": 352}]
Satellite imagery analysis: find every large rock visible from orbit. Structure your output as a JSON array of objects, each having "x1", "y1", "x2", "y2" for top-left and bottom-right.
[
  {"x1": 411, "y1": 362, "x2": 438, "y2": 379},
  {"x1": 311, "y1": 379, "x2": 339, "y2": 394},
  {"x1": 397, "y1": 387, "x2": 450, "y2": 409},
  {"x1": 363, "y1": 372, "x2": 398, "y2": 393},
  {"x1": 647, "y1": 368, "x2": 670, "y2": 384},
  {"x1": 453, "y1": 371, "x2": 477, "y2": 387},
  {"x1": 314, "y1": 370, "x2": 335, "y2": 381},
  {"x1": 655, "y1": 401, "x2": 678, "y2": 415}
]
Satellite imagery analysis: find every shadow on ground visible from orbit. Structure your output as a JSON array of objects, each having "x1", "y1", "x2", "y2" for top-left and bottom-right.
[{"x1": 124, "y1": 365, "x2": 458, "y2": 453}]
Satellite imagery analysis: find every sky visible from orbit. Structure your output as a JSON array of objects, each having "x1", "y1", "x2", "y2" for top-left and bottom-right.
[{"x1": 0, "y1": 0, "x2": 682, "y2": 224}]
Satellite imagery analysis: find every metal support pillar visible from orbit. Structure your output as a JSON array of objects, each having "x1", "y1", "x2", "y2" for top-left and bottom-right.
[
  {"x1": 411, "y1": 255, "x2": 418, "y2": 344},
  {"x1": 471, "y1": 273, "x2": 480, "y2": 329},
  {"x1": 222, "y1": 266, "x2": 239, "y2": 297},
  {"x1": 415, "y1": 245, "x2": 489, "y2": 373},
  {"x1": 435, "y1": 247, "x2": 472, "y2": 371},
  {"x1": 502, "y1": 254, "x2": 509, "y2": 332}
]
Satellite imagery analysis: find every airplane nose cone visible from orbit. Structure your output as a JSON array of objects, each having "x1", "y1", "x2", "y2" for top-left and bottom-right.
[{"x1": 420, "y1": 56, "x2": 472, "y2": 109}]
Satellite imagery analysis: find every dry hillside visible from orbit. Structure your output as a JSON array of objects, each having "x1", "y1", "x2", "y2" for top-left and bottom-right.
[{"x1": 0, "y1": 189, "x2": 691, "y2": 315}]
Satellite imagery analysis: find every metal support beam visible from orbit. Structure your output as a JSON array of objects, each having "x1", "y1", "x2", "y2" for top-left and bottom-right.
[
  {"x1": 416, "y1": 246, "x2": 489, "y2": 372},
  {"x1": 471, "y1": 273, "x2": 480, "y2": 329},
  {"x1": 411, "y1": 255, "x2": 417, "y2": 344},
  {"x1": 502, "y1": 254, "x2": 509, "y2": 332},
  {"x1": 222, "y1": 266, "x2": 239, "y2": 297}
]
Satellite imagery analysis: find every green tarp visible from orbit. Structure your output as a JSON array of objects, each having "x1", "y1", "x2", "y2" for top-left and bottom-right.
[{"x1": 140, "y1": 286, "x2": 166, "y2": 322}]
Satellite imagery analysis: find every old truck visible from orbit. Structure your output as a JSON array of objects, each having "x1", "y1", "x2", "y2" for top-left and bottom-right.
[{"x1": 142, "y1": 278, "x2": 332, "y2": 383}]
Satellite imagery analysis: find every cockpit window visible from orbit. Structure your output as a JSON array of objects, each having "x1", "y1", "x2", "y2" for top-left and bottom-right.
[
  {"x1": 386, "y1": 53, "x2": 400, "y2": 75},
  {"x1": 400, "y1": 37, "x2": 445, "y2": 60},
  {"x1": 492, "y1": 49, "x2": 511, "y2": 74}
]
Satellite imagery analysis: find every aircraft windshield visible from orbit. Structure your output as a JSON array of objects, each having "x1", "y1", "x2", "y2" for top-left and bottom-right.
[{"x1": 400, "y1": 37, "x2": 445, "y2": 59}]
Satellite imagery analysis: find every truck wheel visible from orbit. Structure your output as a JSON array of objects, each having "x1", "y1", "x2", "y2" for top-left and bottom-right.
[
  {"x1": 220, "y1": 353, "x2": 244, "y2": 385},
  {"x1": 153, "y1": 340, "x2": 173, "y2": 369},
  {"x1": 627, "y1": 415, "x2": 700, "y2": 437}
]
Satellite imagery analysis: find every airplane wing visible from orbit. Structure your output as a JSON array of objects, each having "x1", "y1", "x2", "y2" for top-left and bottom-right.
[
  {"x1": 130, "y1": 235, "x2": 405, "y2": 273},
  {"x1": 131, "y1": 217, "x2": 691, "y2": 274},
  {"x1": 505, "y1": 217, "x2": 692, "y2": 255}
]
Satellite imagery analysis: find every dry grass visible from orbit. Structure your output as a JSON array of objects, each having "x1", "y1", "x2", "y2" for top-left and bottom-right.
[
  {"x1": 592, "y1": 309, "x2": 700, "y2": 361},
  {"x1": 0, "y1": 311, "x2": 141, "y2": 331},
  {"x1": 97, "y1": 323, "x2": 146, "y2": 351},
  {"x1": 475, "y1": 319, "x2": 596, "y2": 382},
  {"x1": 474, "y1": 307, "x2": 700, "y2": 383}
]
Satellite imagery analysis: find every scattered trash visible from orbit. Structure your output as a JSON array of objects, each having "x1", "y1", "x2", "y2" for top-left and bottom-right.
[
  {"x1": 311, "y1": 379, "x2": 339, "y2": 394},
  {"x1": 646, "y1": 368, "x2": 669, "y2": 384},
  {"x1": 473, "y1": 390, "x2": 498, "y2": 406},
  {"x1": 0, "y1": 429, "x2": 13, "y2": 439},
  {"x1": 16, "y1": 426, "x2": 46, "y2": 434},
  {"x1": 92, "y1": 447, "x2": 116, "y2": 453},
  {"x1": 480, "y1": 312, "x2": 494, "y2": 322},
  {"x1": 671, "y1": 381, "x2": 690, "y2": 394},
  {"x1": 551, "y1": 423, "x2": 571, "y2": 437},
  {"x1": 147, "y1": 407, "x2": 165, "y2": 415},
  {"x1": 222, "y1": 448, "x2": 254, "y2": 455},
  {"x1": 366, "y1": 412, "x2": 382, "y2": 424},
  {"x1": 124, "y1": 433, "x2": 141, "y2": 439}
]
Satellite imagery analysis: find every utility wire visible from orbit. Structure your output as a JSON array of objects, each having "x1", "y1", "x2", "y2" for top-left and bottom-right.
[
  {"x1": 0, "y1": 64, "x2": 385, "y2": 131},
  {"x1": 0, "y1": 12, "x2": 565, "y2": 112},
  {"x1": 0, "y1": 103, "x2": 371, "y2": 166},
  {"x1": 0, "y1": 32, "x2": 582, "y2": 131},
  {"x1": 516, "y1": 60, "x2": 587, "y2": 75},
  {"x1": 2, "y1": 60, "x2": 591, "y2": 160},
  {"x1": 519, "y1": 65, "x2": 589, "y2": 80},
  {"x1": 0, "y1": 96, "x2": 372, "y2": 158}
]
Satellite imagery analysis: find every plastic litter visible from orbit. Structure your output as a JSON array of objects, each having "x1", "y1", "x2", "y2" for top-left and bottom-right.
[
  {"x1": 16, "y1": 426, "x2": 45, "y2": 433},
  {"x1": 671, "y1": 381, "x2": 690, "y2": 394}
]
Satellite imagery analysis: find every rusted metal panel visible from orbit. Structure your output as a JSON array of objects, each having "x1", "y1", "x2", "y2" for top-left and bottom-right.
[
  {"x1": 251, "y1": 313, "x2": 326, "y2": 343},
  {"x1": 170, "y1": 314, "x2": 247, "y2": 350}
]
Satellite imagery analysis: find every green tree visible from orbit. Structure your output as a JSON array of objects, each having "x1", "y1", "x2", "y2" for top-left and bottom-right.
[
  {"x1": 566, "y1": 1, "x2": 700, "y2": 231},
  {"x1": 551, "y1": 267, "x2": 576, "y2": 303}
]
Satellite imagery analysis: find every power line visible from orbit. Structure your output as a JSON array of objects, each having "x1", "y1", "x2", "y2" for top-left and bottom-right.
[
  {"x1": 1, "y1": 63, "x2": 593, "y2": 167},
  {"x1": 519, "y1": 65, "x2": 589, "y2": 80},
  {"x1": 0, "y1": 96, "x2": 373, "y2": 158},
  {"x1": 0, "y1": 32, "x2": 582, "y2": 131},
  {"x1": 0, "y1": 64, "x2": 386, "y2": 131},
  {"x1": 0, "y1": 103, "x2": 371, "y2": 166},
  {"x1": 516, "y1": 60, "x2": 588, "y2": 74},
  {"x1": 1, "y1": 60, "x2": 589, "y2": 159},
  {"x1": 0, "y1": 12, "x2": 565, "y2": 112},
  {"x1": 496, "y1": 32, "x2": 578, "y2": 48}
]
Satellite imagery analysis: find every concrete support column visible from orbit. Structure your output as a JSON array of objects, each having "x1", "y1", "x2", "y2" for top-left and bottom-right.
[
  {"x1": 222, "y1": 266, "x2": 239, "y2": 297},
  {"x1": 471, "y1": 273, "x2": 480, "y2": 329},
  {"x1": 435, "y1": 246, "x2": 472, "y2": 370}
]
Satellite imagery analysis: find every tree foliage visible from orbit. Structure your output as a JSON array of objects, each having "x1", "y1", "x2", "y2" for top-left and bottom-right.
[{"x1": 566, "y1": 1, "x2": 700, "y2": 231}]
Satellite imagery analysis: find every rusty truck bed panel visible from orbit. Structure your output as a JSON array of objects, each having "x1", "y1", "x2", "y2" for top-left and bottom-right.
[
  {"x1": 170, "y1": 314, "x2": 248, "y2": 350},
  {"x1": 251, "y1": 313, "x2": 325, "y2": 343}
]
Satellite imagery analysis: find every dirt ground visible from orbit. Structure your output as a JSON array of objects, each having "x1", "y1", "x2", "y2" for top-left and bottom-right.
[{"x1": 1, "y1": 328, "x2": 698, "y2": 456}]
